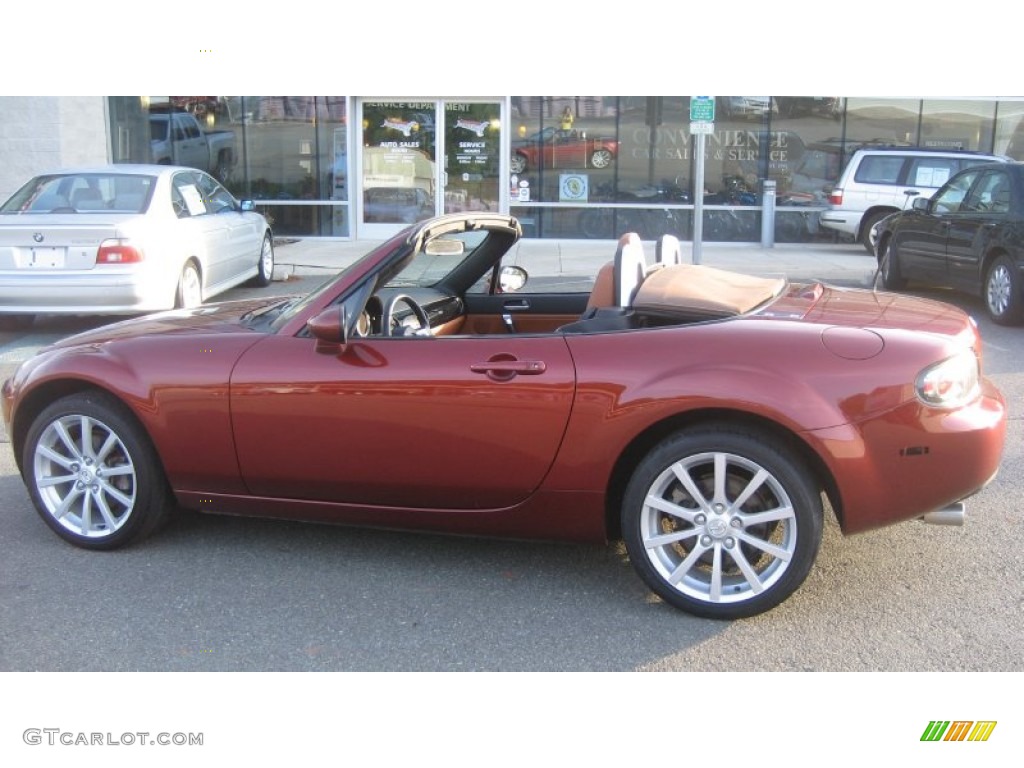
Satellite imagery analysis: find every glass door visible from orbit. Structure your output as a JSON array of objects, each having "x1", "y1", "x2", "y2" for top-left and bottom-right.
[
  {"x1": 442, "y1": 101, "x2": 502, "y2": 217},
  {"x1": 357, "y1": 99, "x2": 503, "y2": 239}
]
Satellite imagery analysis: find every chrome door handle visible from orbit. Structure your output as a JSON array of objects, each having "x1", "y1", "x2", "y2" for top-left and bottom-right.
[{"x1": 470, "y1": 359, "x2": 547, "y2": 381}]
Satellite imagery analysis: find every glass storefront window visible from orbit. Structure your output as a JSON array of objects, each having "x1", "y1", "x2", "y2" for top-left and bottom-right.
[
  {"x1": 919, "y1": 100, "x2": 995, "y2": 152},
  {"x1": 844, "y1": 97, "x2": 921, "y2": 148},
  {"x1": 100, "y1": 95, "x2": 1020, "y2": 243},
  {"x1": 107, "y1": 96, "x2": 350, "y2": 236},
  {"x1": 995, "y1": 100, "x2": 1024, "y2": 159}
]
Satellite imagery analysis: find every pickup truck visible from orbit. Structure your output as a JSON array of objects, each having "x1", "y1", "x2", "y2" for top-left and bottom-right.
[{"x1": 150, "y1": 111, "x2": 237, "y2": 183}]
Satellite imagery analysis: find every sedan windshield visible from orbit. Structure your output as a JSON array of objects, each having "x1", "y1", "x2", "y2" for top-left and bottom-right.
[{"x1": 0, "y1": 173, "x2": 156, "y2": 214}]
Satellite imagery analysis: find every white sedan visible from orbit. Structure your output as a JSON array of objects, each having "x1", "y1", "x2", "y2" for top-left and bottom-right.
[{"x1": 0, "y1": 164, "x2": 274, "y2": 328}]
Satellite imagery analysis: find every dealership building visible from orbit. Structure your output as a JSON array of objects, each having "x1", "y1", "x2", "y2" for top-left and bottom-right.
[{"x1": 3, "y1": 95, "x2": 1023, "y2": 243}]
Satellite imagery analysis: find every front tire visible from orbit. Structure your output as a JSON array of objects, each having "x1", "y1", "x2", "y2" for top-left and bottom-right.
[
  {"x1": 984, "y1": 254, "x2": 1023, "y2": 325},
  {"x1": 22, "y1": 392, "x2": 172, "y2": 550},
  {"x1": 622, "y1": 427, "x2": 823, "y2": 620},
  {"x1": 510, "y1": 153, "x2": 528, "y2": 174},
  {"x1": 878, "y1": 236, "x2": 906, "y2": 290}
]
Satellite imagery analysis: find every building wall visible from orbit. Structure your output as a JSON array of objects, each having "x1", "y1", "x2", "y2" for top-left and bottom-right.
[{"x1": 0, "y1": 96, "x2": 108, "y2": 202}]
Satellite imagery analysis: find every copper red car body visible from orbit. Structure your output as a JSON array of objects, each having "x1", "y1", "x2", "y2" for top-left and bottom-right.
[{"x1": 1, "y1": 213, "x2": 1007, "y2": 619}]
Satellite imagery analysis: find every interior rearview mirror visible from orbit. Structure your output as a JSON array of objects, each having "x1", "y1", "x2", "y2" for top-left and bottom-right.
[{"x1": 425, "y1": 238, "x2": 465, "y2": 256}]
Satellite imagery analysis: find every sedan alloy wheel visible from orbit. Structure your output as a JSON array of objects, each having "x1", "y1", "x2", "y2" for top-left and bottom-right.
[
  {"x1": 254, "y1": 234, "x2": 275, "y2": 287},
  {"x1": 177, "y1": 261, "x2": 203, "y2": 308}
]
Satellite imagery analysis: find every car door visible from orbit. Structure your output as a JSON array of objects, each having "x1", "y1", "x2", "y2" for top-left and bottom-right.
[
  {"x1": 194, "y1": 171, "x2": 259, "y2": 285},
  {"x1": 228, "y1": 332, "x2": 576, "y2": 510},
  {"x1": 170, "y1": 170, "x2": 233, "y2": 290},
  {"x1": 945, "y1": 168, "x2": 1012, "y2": 290},
  {"x1": 896, "y1": 169, "x2": 981, "y2": 283}
]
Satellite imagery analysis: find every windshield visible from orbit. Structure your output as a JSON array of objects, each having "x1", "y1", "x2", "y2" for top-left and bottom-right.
[
  {"x1": 387, "y1": 230, "x2": 489, "y2": 287},
  {"x1": 1, "y1": 173, "x2": 156, "y2": 214}
]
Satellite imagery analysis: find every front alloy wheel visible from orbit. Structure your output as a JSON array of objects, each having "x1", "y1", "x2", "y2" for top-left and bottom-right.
[
  {"x1": 622, "y1": 427, "x2": 823, "y2": 619},
  {"x1": 253, "y1": 234, "x2": 274, "y2": 287},
  {"x1": 24, "y1": 392, "x2": 171, "y2": 549}
]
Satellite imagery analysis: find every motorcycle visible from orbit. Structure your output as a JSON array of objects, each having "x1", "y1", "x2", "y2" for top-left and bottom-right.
[{"x1": 578, "y1": 178, "x2": 692, "y2": 240}]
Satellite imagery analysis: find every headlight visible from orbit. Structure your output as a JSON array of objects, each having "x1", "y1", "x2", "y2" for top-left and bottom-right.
[{"x1": 915, "y1": 350, "x2": 980, "y2": 408}]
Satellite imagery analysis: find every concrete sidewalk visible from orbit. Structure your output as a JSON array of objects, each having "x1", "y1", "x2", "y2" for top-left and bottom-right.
[{"x1": 272, "y1": 236, "x2": 880, "y2": 288}]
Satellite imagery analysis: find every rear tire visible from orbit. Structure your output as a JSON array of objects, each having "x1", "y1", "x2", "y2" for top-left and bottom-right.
[
  {"x1": 176, "y1": 261, "x2": 202, "y2": 308},
  {"x1": 984, "y1": 255, "x2": 1023, "y2": 325},
  {"x1": 622, "y1": 426, "x2": 823, "y2": 619},
  {"x1": 590, "y1": 149, "x2": 614, "y2": 169},
  {"x1": 860, "y1": 211, "x2": 888, "y2": 253}
]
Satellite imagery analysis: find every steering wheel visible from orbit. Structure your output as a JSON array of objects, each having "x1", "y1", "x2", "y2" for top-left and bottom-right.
[{"x1": 381, "y1": 293, "x2": 431, "y2": 337}]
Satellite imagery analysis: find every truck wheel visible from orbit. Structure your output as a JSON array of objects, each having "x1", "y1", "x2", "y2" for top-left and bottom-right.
[{"x1": 214, "y1": 153, "x2": 233, "y2": 184}]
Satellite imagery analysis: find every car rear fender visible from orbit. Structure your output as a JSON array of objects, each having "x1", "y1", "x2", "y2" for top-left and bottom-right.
[{"x1": 600, "y1": 407, "x2": 842, "y2": 541}]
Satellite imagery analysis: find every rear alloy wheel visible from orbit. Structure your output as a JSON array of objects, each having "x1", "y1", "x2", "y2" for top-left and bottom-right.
[
  {"x1": 23, "y1": 392, "x2": 171, "y2": 550},
  {"x1": 252, "y1": 234, "x2": 274, "y2": 287},
  {"x1": 590, "y1": 149, "x2": 613, "y2": 169},
  {"x1": 984, "y1": 255, "x2": 1023, "y2": 325},
  {"x1": 622, "y1": 427, "x2": 823, "y2": 620},
  {"x1": 510, "y1": 153, "x2": 528, "y2": 174},
  {"x1": 176, "y1": 261, "x2": 202, "y2": 308},
  {"x1": 860, "y1": 211, "x2": 888, "y2": 253}
]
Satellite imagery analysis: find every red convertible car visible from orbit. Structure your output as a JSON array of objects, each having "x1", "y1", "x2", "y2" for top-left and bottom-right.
[
  {"x1": 510, "y1": 128, "x2": 618, "y2": 174},
  {"x1": 1, "y1": 214, "x2": 1007, "y2": 619}
]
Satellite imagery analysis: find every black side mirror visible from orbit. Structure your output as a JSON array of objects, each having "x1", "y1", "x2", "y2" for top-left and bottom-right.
[
  {"x1": 912, "y1": 197, "x2": 929, "y2": 213},
  {"x1": 239, "y1": 199, "x2": 256, "y2": 212}
]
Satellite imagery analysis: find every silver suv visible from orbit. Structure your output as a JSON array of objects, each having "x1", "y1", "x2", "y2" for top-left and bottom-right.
[{"x1": 820, "y1": 146, "x2": 1009, "y2": 251}]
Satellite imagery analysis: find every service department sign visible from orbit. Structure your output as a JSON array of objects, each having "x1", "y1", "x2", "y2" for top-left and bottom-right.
[{"x1": 559, "y1": 174, "x2": 588, "y2": 202}]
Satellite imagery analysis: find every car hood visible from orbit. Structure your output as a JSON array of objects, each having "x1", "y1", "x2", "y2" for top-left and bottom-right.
[{"x1": 46, "y1": 296, "x2": 294, "y2": 350}]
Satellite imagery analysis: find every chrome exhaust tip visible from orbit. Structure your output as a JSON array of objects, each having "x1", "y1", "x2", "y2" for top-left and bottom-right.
[{"x1": 919, "y1": 502, "x2": 966, "y2": 526}]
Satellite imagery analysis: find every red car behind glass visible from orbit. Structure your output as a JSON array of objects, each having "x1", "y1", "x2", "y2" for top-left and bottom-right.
[
  {"x1": 510, "y1": 128, "x2": 618, "y2": 174},
  {"x1": 1, "y1": 214, "x2": 1006, "y2": 619}
]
